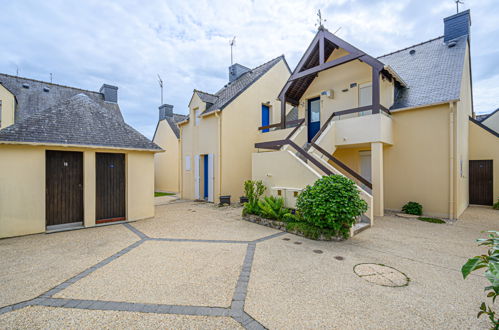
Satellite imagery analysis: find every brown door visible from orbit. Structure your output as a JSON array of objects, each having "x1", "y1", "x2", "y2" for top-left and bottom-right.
[
  {"x1": 46, "y1": 151, "x2": 84, "y2": 227},
  {"x1": 469, "y1": 160, "x2": 493, "y2": 205},
  {"x1": 96, "y1": 153, "x2": 125, "y2": 223}
]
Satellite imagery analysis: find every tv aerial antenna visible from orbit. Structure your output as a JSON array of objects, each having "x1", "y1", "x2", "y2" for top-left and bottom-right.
[
  {"x1": 230, "y1": 36, "x2": 236, "y2": 66},
  {"x1": 157, "y1": 74, "x2": 164, "y2": 105},
  {"x1": 455, "y1": 0, "x2": 464, "y2": 13}
]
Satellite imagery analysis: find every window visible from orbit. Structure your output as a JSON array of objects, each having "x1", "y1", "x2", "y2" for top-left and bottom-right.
[
  {"x1": 194, "y1": 108, "x2": 200, "y2": 126},
  {"x1": 185, "y1": 155, "x2": 191, "y2": 171},
  {"x1": 358, "y1": 83, "x2": 372, "y2": 116}
]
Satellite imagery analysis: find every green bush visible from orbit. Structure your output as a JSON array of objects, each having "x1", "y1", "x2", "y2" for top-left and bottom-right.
[
  {"x1": 402, "y1": 201, "x2": 423, "y2": 215},
  {"x1": 242, "y1": 180, "x2": 266, "y2": 216},
  {"x1": 493, "y1": 198, "x2": 499, "y2": 210},
  {"x1": 286, "y1": 222, "x2": 338, "y2": 240},
  {"x1": 296, "y1": 175, "x2": 368, "y2": 239},
  {"x1": 462, "y1": 231, "x2": 499, "y2": 328},
  {"x1": 257, "y1": 196, "x2": 290, "y2": 220}
]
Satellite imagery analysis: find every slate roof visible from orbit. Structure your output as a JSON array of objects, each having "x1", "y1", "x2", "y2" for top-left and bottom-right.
[
  {"x1": 0, "y1": 73, "x2": 121, "y2": 122},
  {"x1": 163, "y1": 113, "x2": 187, "y2": 139},
  {"x1": 378, "y1": 35, "x2": 468, "y2": 110},
  {"x1": 201, "y1": 55, "x2": 287, "y2": 115},
  {"x1": 477, "y1": 108, "x2": 499, "y2": 122},
  {"x1": 0, "y1": 94, "x2": 161, "y2": 151}
]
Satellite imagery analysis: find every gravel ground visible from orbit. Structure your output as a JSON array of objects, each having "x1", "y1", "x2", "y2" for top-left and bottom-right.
[
  {"x1": 245, "y1": 207, "x2": 495, "y2": 329},
  {"x1": 133, "y1": 201, "x2": 280, "y2": 241},
  {"x1": 54, "y1": 240, "x2": 246, "y2": 307},
  {"x1": 0, "y1": 225, "x2": 138, "y2": 308},
  {"x1": 0, "y1": 306, "x2": 242, "y2": 329}
]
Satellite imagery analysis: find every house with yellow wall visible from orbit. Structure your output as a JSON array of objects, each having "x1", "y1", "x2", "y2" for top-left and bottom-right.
[
  {"x1": 0, "y1": 74, "x2": 161, "y2": 238},
  {"x1": 252, "y1": 10, "x2": 499, "y2": 230},
  {"x1": 476, "y1": 108, "x2": 499, "y2": 134},
  {"x1": 176, "y1": 56, "x2": 291, "y2": 202},
  {"x1": 153, "y1": 104, "x2": 186, "y2": 193}
]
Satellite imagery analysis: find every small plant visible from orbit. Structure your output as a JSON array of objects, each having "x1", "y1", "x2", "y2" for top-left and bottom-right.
[
  {"x1": 296, "y1": 175, "x2": 367, "y2": 239},
  {"x1": 257, "y1": 196, "x2": 290, "y2": 221},
  {"x1": 493, "y1": 199, "x2": 499, "y2": 210},
  {"x1": 418, "y1": 217, "x2": 445, "y2": 224},
  {"x1": 462, "y1": 231, "x2": 499, "y2": 328},
  {"x1": 242, "y1": 180, "x2": 266, "y2": 216},
  {"x1": 402, "y1": 201, "x2": 423, "y2": 215}
]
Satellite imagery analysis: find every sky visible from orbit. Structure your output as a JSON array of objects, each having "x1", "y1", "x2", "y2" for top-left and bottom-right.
[{"x1": 1, "y1": 0, "x2": 498, "y2": 139}]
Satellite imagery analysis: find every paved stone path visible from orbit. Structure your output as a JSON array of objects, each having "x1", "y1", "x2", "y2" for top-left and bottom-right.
[{"x1": 0, "y1": 222, "x2": 285, "y2": 330}]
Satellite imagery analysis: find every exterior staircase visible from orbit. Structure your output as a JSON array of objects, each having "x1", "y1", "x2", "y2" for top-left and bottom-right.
[{"x1": 253, "y1": 117, "x2": 374, "y2": 236}]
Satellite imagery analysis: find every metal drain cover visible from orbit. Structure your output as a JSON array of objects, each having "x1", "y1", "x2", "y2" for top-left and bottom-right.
[{"x1": 354, "y1": 263, "x2": 409, "y2": 287}]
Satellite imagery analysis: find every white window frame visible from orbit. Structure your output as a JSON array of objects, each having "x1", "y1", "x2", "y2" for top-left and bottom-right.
[
  {"x1": 185, "y1": 155, "x2": 191, "y2": 171},
  {"x1": 194, "y1": 108, "x2": 201, "y2": 126}
]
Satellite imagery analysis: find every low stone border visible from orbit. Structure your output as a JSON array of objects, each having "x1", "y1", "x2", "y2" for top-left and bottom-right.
[{"x1": 242, "y1": 214, "x2": 344, "y2": 241}]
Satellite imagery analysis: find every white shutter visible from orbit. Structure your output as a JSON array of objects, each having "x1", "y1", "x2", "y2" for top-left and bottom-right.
[
  {"x1": 208, "y1": 154, "x2": 214, "y2": 202},
  {"x1": 194, "y1": 155, "x2": 200, "y2": 199}
]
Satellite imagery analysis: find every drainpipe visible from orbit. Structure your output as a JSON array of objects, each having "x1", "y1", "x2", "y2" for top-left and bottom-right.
[
  {"x1": 449, "y1": 102, "x2": 455, "y2": 220},
  {"x1": 179, "y1": 125, "x2": 183, "y2": 199},
  {"x1": 215, "y1": 111, "x2": 222, "y2": 200}
]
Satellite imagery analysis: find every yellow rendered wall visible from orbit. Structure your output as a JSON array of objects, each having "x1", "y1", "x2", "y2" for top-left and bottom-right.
[
  {"x1": 0, "y1": 145, "x2": 45, "y2": 238},
  {"x1": 221, "y1": 60, "x2": 291, "y2": 199},
  {"x1": 0, "y1": 84, "x2": 16, "y2": 129},
  {"x1": 153, "y1": 120, "x2": 179, "y2": 192},
  {"x1": 127, "y1": 151, "x2": 155, "y2": 220},
  {"x1": 469, "y1": 121, "x2": 499, "y2": 203},
  {"x1": 0, "y1": 145, "x2": 155, "y2": 238},
  {"x1": 454, "y1": 42, "x2": 473, "y2": 217},
  {"x1": 482, "y1": 111, "x2": 499, "y2": 133},
  {"x1": 296, "y1": 49, "x2": 394, "y2": 125},
  {"x1": 334, "y1": 105, "x2": 452, "y2": 217},
  {"x1": 180, "y1": 92, "x2": 219, "y2": 200}
]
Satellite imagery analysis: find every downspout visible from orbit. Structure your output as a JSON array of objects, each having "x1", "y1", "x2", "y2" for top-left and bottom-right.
[
  {"x1": 449, "y1": 102, "x2": 455, "y2": 220},
  {"x1": 215, "y1": 111, "x2": 222, "y2": 201}
]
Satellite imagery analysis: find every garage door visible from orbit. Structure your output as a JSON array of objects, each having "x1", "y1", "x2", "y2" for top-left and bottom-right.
[
  {"x1": 96, "y1": 153, "x2": 125, "y2": 223},
  {"x1": 46, "y1": 151, "x2": 84, "y2": 228}
]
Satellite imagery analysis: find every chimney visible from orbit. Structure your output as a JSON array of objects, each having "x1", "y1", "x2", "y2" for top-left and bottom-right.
[
  {"x1": 159, "y1": 104, "x2": 174, "y2": 121},
  {"x1": 444, "y1": 9, "x2": 471, "y2": 43},
  {"x1": 228, "y1": 63, "x2": 250, "y2": 83},
  {"x1": 99, "y1": 84, "x2": 118, "y2": 103}
]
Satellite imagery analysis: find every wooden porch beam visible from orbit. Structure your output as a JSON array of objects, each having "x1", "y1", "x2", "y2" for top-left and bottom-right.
[
  {"x1": 280, "y1": 96, "x2": 286, "y2": 129},
  {"x1": 319, "y1": 32, "x2": 325, "y2": 64},
  {"x1": 288, "y1": 53, "x2": 361, "y2": 82},
  {"x1": 372, "y1": 67, "x2": 381, "y2": 114}
]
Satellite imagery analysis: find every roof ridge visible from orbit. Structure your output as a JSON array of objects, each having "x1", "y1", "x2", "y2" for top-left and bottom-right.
[
  {"x1": 250, "y1": 54, "x2": 284, "y2": 71},
  {"x1": 0, "y1": 73, "x2": 102, "y2": 95},
  {"x1": 377, "y1": 36, "x2": 444, "y2": 59},
  {"x1": 194, "y1": 89, "x2": 218, "y2": 97}
]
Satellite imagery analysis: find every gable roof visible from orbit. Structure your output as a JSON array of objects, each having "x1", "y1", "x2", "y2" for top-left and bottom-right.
[
  {"x1": 0, "y1": 73, "x2": 120, "y2": 122},
  {"x1": 477, "y1": 108, "x2": 499, "y2": 122},
  {"x1": 0, "y1": 94, "x2": 161, "y2": 151},
  {"x1": 153, "y1": 113, "x2": 187, "y2": 140},
  {"x1": 201, "y1": 55, "x2": 288, "y2": 115},
  {"x1": 469, "y1": 116, "x2": 499, "y2": 138},
  {"x1": 378, "y1": 35, "x2": 468, "y2": 110}
]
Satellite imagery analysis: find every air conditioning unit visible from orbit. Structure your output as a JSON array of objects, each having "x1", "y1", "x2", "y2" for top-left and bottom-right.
[{"x1": 320, "y1": 89, "x2": 334, "y2": 99}]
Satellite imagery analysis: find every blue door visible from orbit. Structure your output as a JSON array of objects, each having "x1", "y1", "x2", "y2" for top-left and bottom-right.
[
  {"x1": 203, "y1": 155, "x2": 208, "y2": 199},
  {"x1": 261, "y1": 105, "x2": 270, "y2": 133},
  {"x1": 307, "y1": 97, "x2": 320, "y2": 142}
]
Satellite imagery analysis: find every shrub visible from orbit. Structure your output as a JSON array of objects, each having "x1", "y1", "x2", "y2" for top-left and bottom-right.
[
  {"x1": 462, "y1": 231, "x2": 499, "y2": 328},
  {"x1": 402, "y1": 201, "x2": 423, "y2": 215},
  {"x1": 493, "y1": 199, "x2": 499, "y2": 210},
  {"x1": 296, "y1": 175, "x2": 368, "y2": 239},
  {"x1": 242, "y1": 180, "x2": 266, "y2": 215},
  {"x1": 257, "y1": 196, "x2": 290, "y2": 221}
]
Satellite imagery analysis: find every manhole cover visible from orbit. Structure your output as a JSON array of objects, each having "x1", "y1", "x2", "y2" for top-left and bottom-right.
[
  {"x1": 294, "y1": 241, "x2": 302, "y2": 245},
  {"x1": 282, "y1": 238, "x2": 290, "y2": 241},
  {"x1": 354, "y1": 263, "x2": 409, "y2": 287},
  {"x1": 334, "y1": 256, "x2": 344, "y2": 261},
  {"x1": 313, "y1": 249, "x2": 323, "y2": 254}
]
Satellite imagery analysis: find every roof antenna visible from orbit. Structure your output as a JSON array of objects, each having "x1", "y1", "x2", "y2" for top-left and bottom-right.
[
  {"x1": 333, "y1": 26, "x2": 342, "y2": 35},
  {"x1": 16, "y1": 66, "x2": 19, "y2": 76},
  {"x1": 315, "y1": 9, "x2": 327, "y2": 30},
  {"x1": 230, "y1": 36, "x2": 236, "y2": 66},
  {"x1": 50, "y1": 73, "x2": 53, "y2": 83},
  {"x1": 157, "y1": 74, "x2": 164, "y2": 105},
  {"x1": 455, "y1": 0, "x2": 463, "y2": 13}
]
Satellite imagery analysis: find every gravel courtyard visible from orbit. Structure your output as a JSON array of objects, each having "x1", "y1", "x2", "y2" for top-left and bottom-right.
[{"x1": 0, "y1": 200, "x2": 495, "y2": 329}]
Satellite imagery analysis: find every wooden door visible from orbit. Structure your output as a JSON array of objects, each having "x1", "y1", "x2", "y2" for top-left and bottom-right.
[
  {"x1": 96, "y1": 153, "x2": 125, "y2": 222},
  {"x1": 469, "y1": 160, "x2": 493, "y2": 205},
  {"x1": 46, "y1": 151, "x2": 83, "y2": 227}
]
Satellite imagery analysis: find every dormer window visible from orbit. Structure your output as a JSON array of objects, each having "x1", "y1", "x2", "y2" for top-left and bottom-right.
[{"x1": 194, "y1": 108, "x2": 200, "y2": 126}]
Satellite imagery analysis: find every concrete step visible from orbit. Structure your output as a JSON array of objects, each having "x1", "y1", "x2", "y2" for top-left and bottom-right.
[{"x1": 353, "y1": 222, "x2": 371, "y2": 235}]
